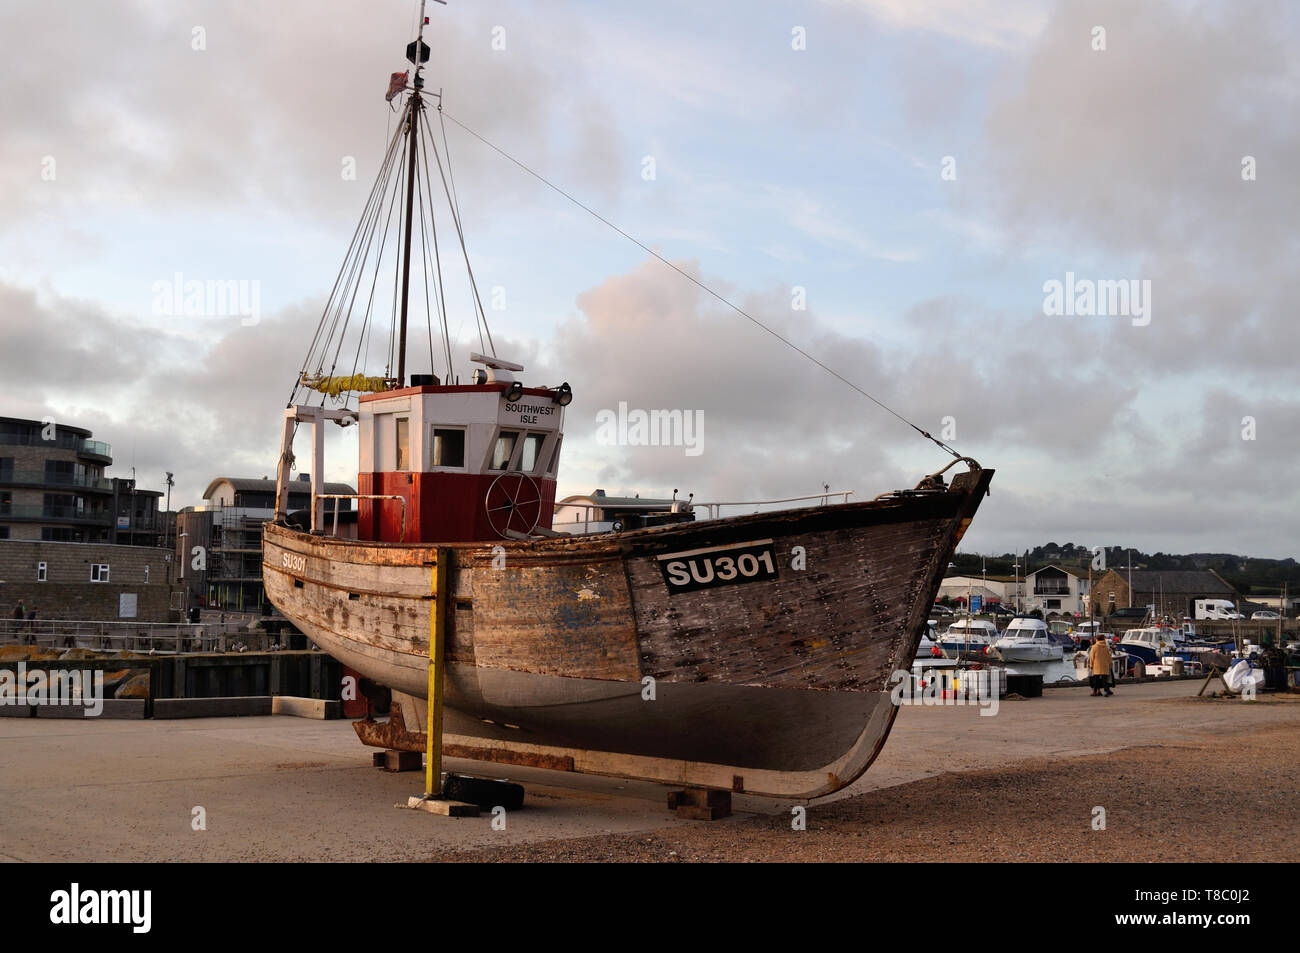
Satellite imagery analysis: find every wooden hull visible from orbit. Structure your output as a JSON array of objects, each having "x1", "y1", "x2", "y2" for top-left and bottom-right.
[{"x1": 263, "y1": 467, "x2": 992, "y2": 798}]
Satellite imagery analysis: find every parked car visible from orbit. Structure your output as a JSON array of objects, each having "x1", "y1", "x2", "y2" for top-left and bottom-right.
[
  {"x1": 1109, "y1": 607, "x2": 1150, "y2": 621},
  {"x1": 988, "y1": 603, "x2": 1015, "y2": 618},
  {"x1": 1251, "y1": 611, "x2": 1280, "y2": 620},
  {"x1": 931, "y1": 604, "x2": 955, "y2": 617}
]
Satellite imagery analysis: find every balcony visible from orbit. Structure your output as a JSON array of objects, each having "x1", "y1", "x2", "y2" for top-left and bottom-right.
[
  {"x1": 0, "y1": 504, "x2": 113, "y2": 525},
  {"x1": 0, "y1": 469, "x2": 114, "y2": 492},
  {"x1": 115, "y1": 516, "x2": 164, "y2": 534},
  {"x1": 0, "y1": 432, "x2": 112, "y2": 459},
  {"x1": 1034, "y1": 585, "x2": 1071, "y2": 596},
  {"x1": 76, "y1": 440, "x2": 112, "y2": 461}
]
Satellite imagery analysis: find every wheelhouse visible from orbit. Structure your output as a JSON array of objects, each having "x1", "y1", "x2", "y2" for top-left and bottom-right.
[{"x1": 355, "y1": 355, "x2": 569, "y2": 543}]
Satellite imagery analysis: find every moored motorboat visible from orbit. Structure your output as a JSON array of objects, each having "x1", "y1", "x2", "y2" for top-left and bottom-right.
[
  {"x1": 993, "y1": 616, "x2": 1065, "y2": 663},
  {"x1": 937, "y1": 618, "x2": 999, "y2": 658}
]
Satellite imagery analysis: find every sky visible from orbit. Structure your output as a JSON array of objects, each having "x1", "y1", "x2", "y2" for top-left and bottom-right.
[{"x1": 1, "y1": 0, "x2": 1297, "y2": 558}]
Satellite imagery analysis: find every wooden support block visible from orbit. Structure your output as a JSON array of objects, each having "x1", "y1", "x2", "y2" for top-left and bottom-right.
[
  {"x1": 676, "y1": 804, "x2": 726, "y2": 821},
  {"x1": 383, "y1": 749, "x2": 422, "y2": 772},
  {"x1": 404, "y1": 795, "x2": 479, "y2": 817},
  {"x1": 668, "y1": 787, "x2": 732, "y2": 819}
]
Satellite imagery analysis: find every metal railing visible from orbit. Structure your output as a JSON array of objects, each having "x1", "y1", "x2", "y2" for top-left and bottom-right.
[
  {"x1": 317, "y1": 493, "x2": 405, "y2": 541},
  {"x1": 0, "y1": 617, "x2": 252, "y2": 653},
  {"x1": 693, "y1": 490, "x2": 856, "y2": 521},
  {"x1": 554, "y1": 489, "x2": 856, "y2": 535}
]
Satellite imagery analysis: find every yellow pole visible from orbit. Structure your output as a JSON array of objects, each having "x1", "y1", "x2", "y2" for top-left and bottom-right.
[{"x1": 425, "y1": 548, "x2": 450, "y2": 797}]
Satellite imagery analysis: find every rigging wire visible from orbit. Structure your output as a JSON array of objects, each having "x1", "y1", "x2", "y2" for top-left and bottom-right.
[
  {"x1": 290, "y1": 111, "x2": 405, "y2": 407},
  {"x1": 438, "y1": 110, "x2": 963, "y2": 461},
  {"x1": 348, "y1": 128, "x2": 409, "y2": 394},
  {"x1": 412, "y1": 124, "x2": 439, "y2": 380},
  {"x1": 418, "y1": 115, "x2": 455, "y2": 380},
  {"x1": 430, "y1": 104, "x2": 494, "y2": 357}
]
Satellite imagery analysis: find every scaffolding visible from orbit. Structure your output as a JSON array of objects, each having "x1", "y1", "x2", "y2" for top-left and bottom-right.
[{"x1": 206, "y1": 505, "x2": 271, "y2": 612}]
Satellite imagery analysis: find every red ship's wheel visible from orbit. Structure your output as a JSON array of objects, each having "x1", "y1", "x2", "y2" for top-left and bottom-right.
[{"x1": 484, "y1": 470, "x2": 542, "y2": 538}]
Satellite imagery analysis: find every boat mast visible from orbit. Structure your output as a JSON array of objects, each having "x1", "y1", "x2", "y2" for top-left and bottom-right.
[{"x1": 397, "y1": 0, "x2": 434, "y2": 386}]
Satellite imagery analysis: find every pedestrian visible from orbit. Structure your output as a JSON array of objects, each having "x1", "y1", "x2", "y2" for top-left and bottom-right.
[
  {"x1": 1089, "y1": 634, "x2": 1113, "y2": 696},
  {"x1": 11, "y1": 599, "x2": 25, "y2": 636}
]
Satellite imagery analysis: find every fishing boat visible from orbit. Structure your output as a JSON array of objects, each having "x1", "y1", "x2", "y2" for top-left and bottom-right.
[
  {"x1": 1117, "y1": 624, "x2": 1186, "y2": 672},
  {"x1": 261, "y1": 7, "x2": 994, "y2": 800}
]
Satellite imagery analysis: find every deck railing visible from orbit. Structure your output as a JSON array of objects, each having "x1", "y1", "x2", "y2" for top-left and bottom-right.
[
  {"x1": 316, "y1": 493, "x2": 406, "y2": 541},
  {"x1": 554, "y1": 489, "x2": 856, "y2": 535}
]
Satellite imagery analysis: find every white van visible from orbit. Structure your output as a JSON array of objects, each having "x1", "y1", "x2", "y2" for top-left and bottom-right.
[{"x1": 1193, "y1": 599, "x2": 1244, "y2": 620}]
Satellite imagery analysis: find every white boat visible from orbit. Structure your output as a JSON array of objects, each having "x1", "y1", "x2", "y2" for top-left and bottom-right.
[
  {"x1": 937, "y1": 619, "x2": 999, "y2": 658},
  {"x1": 1073, "y1": 620, "x2": 1107, "y2": 644},
  {"x1": 993, "y1": 616, "x2": 1065, "y2": 663}
]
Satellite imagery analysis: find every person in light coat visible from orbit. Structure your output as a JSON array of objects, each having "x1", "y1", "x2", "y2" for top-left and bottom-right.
[{"x1": 1089, "y1": 635, "x2": 1113, "y2": 696}]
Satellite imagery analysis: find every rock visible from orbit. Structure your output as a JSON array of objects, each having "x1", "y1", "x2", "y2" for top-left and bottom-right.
[{"x1": 58, "y1": 647, "x2": 100, "y2": 660}]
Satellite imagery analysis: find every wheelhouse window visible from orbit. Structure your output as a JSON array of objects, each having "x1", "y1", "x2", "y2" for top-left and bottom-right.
[
  {"x1": 546, "y1": 436, "x2": 562, "y2": 475},
  {"x1": 432, "y1": 428, "x2": 465, "y2": 468},
  {"x1": 395, "y1": 418, "x2": 410, "y2": 471},
  {"x1": 520, "y1": 433, "x2": 546, "y2": 473},
  {"x1": 490, "y1": 431, "x2": 519, "y2": 470}
]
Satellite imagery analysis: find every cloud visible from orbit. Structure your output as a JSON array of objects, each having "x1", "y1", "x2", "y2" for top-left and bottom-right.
[
  {"x1": 980, "y1": 0, "x2": 1300, "y2": 379},
  {"x1": 828, "y1": 0, "x2": 1049, "y2": 50}
]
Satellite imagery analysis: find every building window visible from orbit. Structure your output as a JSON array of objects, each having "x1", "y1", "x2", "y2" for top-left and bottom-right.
[
  {"x1": 432, "y1": 428, "x2": 465, "y2": 468},
  {"x1": 1108, "y1": 591, "x2": 1115, "y2": 606},
  {"x1": 144, "y1": 565, "x2": 150, "y2": 584},
  {"x1": 37, "y1": 562, "x2": 47, "y2": 582},
  {"x1": 90, "y1": 563, "x2": 110, "y2": 583},
  {"x1": 0, "y1": 527, "x2": 8, "y2": 540}
]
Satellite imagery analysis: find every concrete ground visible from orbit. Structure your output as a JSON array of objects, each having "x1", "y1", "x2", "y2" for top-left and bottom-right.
[{"x1": 1, "y1": 679, "x2": 1296, "y2": 862}]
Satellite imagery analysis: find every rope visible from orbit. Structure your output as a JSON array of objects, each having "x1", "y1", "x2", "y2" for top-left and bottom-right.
[{"x1": 439, "y1": 110, "x2": 964, "y2": 460}]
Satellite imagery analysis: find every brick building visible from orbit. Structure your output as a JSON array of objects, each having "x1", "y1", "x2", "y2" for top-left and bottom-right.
[
  {"x1": 0, "y1": 538, "x2": 180, "y2": 623},
  {"x1": 1091, "y1": 568, "x2": 1237, "y2": 619}
]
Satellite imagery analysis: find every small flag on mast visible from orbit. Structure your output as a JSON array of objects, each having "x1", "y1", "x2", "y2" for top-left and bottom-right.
[{"x1": 385, "y1": 70, "x2": 409, "y2": 102}]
